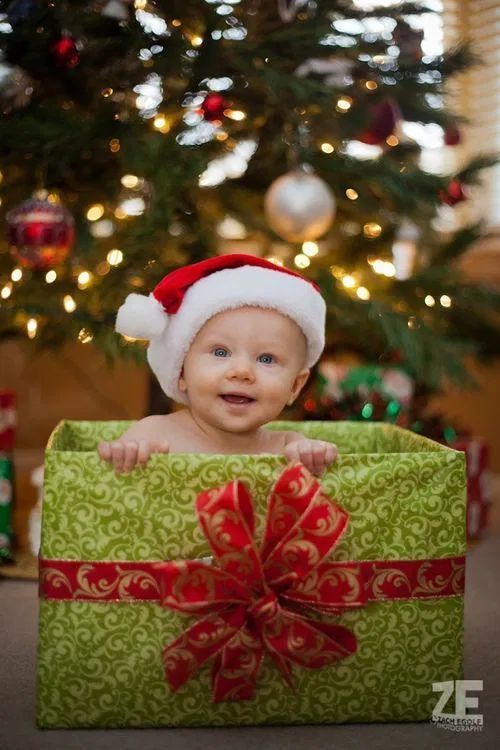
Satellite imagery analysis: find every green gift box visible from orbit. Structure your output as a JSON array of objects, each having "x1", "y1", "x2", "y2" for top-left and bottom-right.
[{"x1": 37, "y1": 419, "x2": 466, "y2": 728}]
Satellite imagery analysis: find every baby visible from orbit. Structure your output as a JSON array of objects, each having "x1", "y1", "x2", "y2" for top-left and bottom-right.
[{"x1": 98, "y1": 253, "x2": 337, "y2": 477}]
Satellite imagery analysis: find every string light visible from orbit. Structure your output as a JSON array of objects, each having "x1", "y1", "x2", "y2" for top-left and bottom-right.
[
  {"x1": 370, "y1": 259, "x2": 396, "y2": 277},
  {"x1": 121, "y1": 174, "x2": 139, "y2": 188},
  {"x1": 171, "y1": 19, "x2": 182, "y2": 27},
  {"x1": 190, "y1": 35, "x2": 203, "y2": 47},
  {"x1": 11, "y1": 268, "x2": 22, "y2": 282},
  {"x1": 294, "y1": 253, "x2": 310, "y2": 269},
  {"x1": 440, "y1": 295, "x2": 452, "y2": 308},
  {"x1": 356, "y1": 286, "x2": 370, "y2": 300},
  {"x1": 342, "y1": 275, "x2": 356, "y2": 289},
  {"x1": 329, "y1": 265, "x2": 343, "y2": 279},
  {"x1": 153, "y1": 115, "x2": 170, "y2": 133},
  {"x1": 386, "y1": 135, "x2": 399, "y2": 146},
  {"x1": 26, "y1": 318, "x2": 37, "y2": 339},
  {"x1": 78, "y1": 328, "x2": 93, "y2": 344},
  {"x1": 346, "y1": 188, "x2": 358, "y2": 200},
  {"x1": 302, "y1": 241, "x2": 319, "y2": 257},
  {"x1": 109, "y1": 138, "x2": 120, "y2": 153},
  {"x1": 107, "y1": 249, "x2": 123, "y2": 266},
  {"x1": 336, "y1": 96, "x2": 353, "y2": 112},
  {"x1": 1, "y1": 284, "x2": 12, "y2": 299},
  {"x1": 63, "y1": 295, "x2": 76, "y2": 313},
  {"x1": 45, "y1": 270, "x2": 57, "y2": 283},
  {"x1": 101, "y1": 88, "x2": 113, "y2": 98},
  {"x1": 96, "y1": 261, "x2": 111, "y2": 276},
  {"x1": 363, "y1": 222, "x2": 382, "y2": 238},
  {"x1": 321, "y1": 142, "x2": 334, "y2": 154},
  {"x1": 77, "y1": 271, "x2": 92, "y2": 289},
  {"x1": 365, "y1": 80, "x2": 378, "y2": 90},
  {"x1": 224, "y1": 109, "x2": 246, "y2": 121},
  {"x1": 425, "y1": 295, "x2": 435, "y2": 307},
  {"x1": 86, "y1": 204, "x2": 104, "y2": 221},
  {"x1": 265, "y1": 256, "x2": 284, "y2": 267}
]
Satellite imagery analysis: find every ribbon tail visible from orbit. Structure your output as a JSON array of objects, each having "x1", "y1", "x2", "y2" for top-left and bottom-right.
[
  {"x1": 162, "y1": 607, "x2": 246, "y2": 692},
  {"x1": 211, "y1": 625, "x2": 265, "y2": 702},
  {"x1": 261, "y1": 609, "x2": 357, "y2": 673}
]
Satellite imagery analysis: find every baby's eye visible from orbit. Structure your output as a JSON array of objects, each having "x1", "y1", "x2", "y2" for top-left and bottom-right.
[
  {"x1": 212, "y1": 347, "x2": 229, "y2": 357},
  {"x1": 258, "y1": 353, "x2": 275, "y2": 364}
]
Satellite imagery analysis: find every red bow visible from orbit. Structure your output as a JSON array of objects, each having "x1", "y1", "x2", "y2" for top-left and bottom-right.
[{"x1": 156, "y1": 462, "x2": 364, "y2": 702}]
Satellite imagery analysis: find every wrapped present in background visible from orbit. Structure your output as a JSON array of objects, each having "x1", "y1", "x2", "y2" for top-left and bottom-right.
[
  {"x1": 0, "y1": 390, "x2": 16, "y2": 453},
  {"x1": 451, "y1": 437, "x2": 490, "y2": 541},
  {"x1": 0, "y1": 454, "x2": 13, "y2": 561},
  {"x1": 38, "y1": 420, "x2": 466, "y2": 728},
  {"x1": 302, "y1": 357, "x2": 414, "y2": 426}
]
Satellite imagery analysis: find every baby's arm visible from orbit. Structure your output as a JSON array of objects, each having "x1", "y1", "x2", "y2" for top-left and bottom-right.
[
  {"x1": 283, "y1": 431, "x2": 338, "y2": 477},
  {"x1": 97, "y1": 415, "x2": 170, "y2": 473}
]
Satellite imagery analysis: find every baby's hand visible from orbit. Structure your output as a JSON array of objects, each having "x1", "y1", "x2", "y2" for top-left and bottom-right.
[
  {"x1": 284, "y1": 438, "x2": 338, "y2": 478},
  {"x1": 97, "y1": 439, "x2": 170, "y2": 473}
]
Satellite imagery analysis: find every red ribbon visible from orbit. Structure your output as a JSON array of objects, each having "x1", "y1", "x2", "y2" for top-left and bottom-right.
[{"x1": 39, "y1": 462, "x2": 466, "y2": 702}]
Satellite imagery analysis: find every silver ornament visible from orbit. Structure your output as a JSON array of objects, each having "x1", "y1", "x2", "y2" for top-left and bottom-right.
[
  {"x1": 264, "y1": 169, "x2": 336, "y2": 242},
  {"x1": 0, "y1": 59, "x2": 34, "y2": 114}
]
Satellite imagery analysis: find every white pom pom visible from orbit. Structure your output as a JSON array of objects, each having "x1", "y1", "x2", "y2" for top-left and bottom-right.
[{"x1": 115, "y1": 293, "x2": 168, "y2": 340}]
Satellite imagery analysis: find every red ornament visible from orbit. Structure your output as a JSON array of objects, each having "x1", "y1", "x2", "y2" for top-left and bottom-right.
[
  {"x1": 200, "y1": 93, "x2": 227, "y2": 122},
  {"x1": 357, "y1": 99, "x2": 400, "y2": 146},
  {"x1": 439, "y1": 179, "x2": 467, "y2": 206},
  {"x1": 444, "y1": 125, "x2": 461, "y2": 146},
  {"x1": 6, "y1": 198, "x2": 75, "y2": 270},
  {"x1": 50, "y1": 36, "x2": 80, "y2": 69}
]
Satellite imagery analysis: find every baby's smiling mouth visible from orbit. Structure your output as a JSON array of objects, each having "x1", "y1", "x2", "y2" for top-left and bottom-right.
[{"x1": 219, "y1": 393, "x2": 256, "y2": 404}]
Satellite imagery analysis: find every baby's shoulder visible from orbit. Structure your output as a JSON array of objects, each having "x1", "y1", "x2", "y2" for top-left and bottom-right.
[{"x1": 120, "y1": 413, "x2": 179, "y2": 442}]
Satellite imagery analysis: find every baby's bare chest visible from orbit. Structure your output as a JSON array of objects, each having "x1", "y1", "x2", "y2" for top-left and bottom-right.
[{"x1": 155, "y1": 420, "x2": 288, "y2": 455}]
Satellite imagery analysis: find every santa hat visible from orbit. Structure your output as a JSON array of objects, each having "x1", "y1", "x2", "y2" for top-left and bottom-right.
[{"x1": 116, "y1": 253, "x2": 326, "y2": 404}]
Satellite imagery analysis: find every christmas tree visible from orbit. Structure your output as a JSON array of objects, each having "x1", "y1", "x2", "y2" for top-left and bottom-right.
[{"x1": 0, "y1": 0, "x2": 499, "y2": 416}]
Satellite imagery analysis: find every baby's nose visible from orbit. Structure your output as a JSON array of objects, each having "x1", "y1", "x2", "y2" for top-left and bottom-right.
[{"x1": 226, "y1": 357, "x2": 255, "y2": 380}]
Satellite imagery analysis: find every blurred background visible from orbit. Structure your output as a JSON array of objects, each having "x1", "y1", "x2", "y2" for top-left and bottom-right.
[{"x1": 0, "y1": 0, "x2": 499, "y2": 574}]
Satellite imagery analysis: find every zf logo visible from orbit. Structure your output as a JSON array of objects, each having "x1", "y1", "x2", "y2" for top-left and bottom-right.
[{"x1": 431, "y1": 680, "x2": 483, "y2": 731}]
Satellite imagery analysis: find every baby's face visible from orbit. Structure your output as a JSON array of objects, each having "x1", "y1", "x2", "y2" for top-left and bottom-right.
[{"x1": 178, "y1": 306, "x2": 310, "y2": 434}]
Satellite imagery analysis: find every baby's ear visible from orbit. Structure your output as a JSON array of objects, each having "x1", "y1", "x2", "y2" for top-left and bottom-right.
[
  {"x1": 178, "y1": 366, "x2": 186, "y2": 393},
  {"x1": 288, "y1": 368, "x2": 310, "y2": 405}
]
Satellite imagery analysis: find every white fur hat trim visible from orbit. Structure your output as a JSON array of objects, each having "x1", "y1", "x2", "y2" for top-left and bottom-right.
[{"x1": 115, "y1": 293, "x2": 168, "y2": 340}]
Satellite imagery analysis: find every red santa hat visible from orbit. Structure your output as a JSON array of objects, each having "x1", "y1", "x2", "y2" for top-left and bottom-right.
[{"x1": 116, "y1": 253, "x2": 326, "y2": 404}]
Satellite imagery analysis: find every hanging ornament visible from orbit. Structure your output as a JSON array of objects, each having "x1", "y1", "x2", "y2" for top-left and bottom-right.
[
  {"x1": 200, "y1": 93, "x2": 228, "y2": 122},
  {"x1": 101, "y1": 0, "x2": 129, "y2": 22},
  {"x1": 393, "y1": 20, "x2": 424, "y2": 65},
  {"x1": 278, "y1": 0, "x2": 310, "y2": 22},
  {"x1": 50, "y1": 35, "x2": 80, "y2": 69},
  {"x1": 391, "y1": 220, "x2": 419, "y2": 280},
  {"x1": 357, "y1": 99, "x2": 401, "y2": 146},
  {"x1": 264, "y1": 166, "x2": 336, "y2": 242},
  {"x1": 6, "y1": 197, "x2": 75, "y2": 270},
  {"x1": 444, "y1": 125, "x2": 462, "y2": 147},
  {"x1": 439, "y1": 179, "x2": 467, "y2": 207},
  {"x1": 0, "y1": 56, "x2": 34, "y2": 114}
]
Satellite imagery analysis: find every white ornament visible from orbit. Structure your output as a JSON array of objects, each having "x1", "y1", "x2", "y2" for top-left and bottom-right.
[
  {"x1": 392, "y1": 220, "x2": 419, "y2": 280},
  {"x1": 264, "y1": 168, "x2": 336, "y2": 242},
  {"x1": 101, "y1": 1, "x2": 129, "y2": 22},
  {"x1": 295, "y1": 57, "x2": 355, "y2": 88}
]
